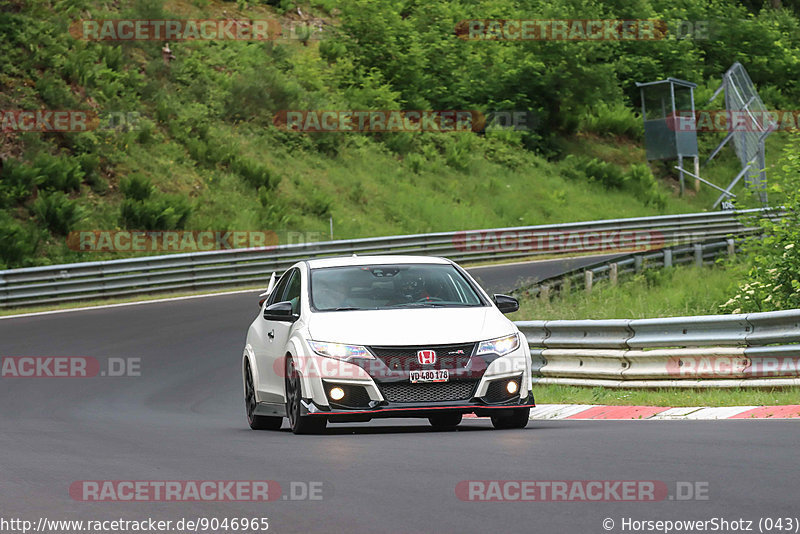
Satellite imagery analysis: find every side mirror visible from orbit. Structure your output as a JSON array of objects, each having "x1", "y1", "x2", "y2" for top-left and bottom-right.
[
  {"x1": 263, "y1": 301, "x2": 298, "y2": 322},
  {"x1": 493, "y1": 294, "x2": 519, "y2": 314}
]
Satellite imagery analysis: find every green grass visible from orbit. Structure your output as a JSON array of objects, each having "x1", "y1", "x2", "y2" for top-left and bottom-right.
[
  {"x1": 508, "y1": 263, "x2": 745, "y2": 321},
  {"x1": 509, "y1": 262, "x2": 800, "y2": 407},
  {"x1": 534, "y1": 383, "x2": 800, "y2": 407}
]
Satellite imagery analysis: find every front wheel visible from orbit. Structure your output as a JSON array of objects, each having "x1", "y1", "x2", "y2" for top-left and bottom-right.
[
  {"x1": 285, "y1": 356, "x2": 327, "y2": 435},
  {"x1": 245, "y1": 361, "x2": 282, "y2": 430},
  {"x1": 491, "y1": 408, "x2": 530, "y2": 430}
]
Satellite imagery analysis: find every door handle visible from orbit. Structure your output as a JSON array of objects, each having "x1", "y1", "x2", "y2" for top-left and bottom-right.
[{"x1": 267, "y1": 330, "x2": 275, "y2": 340}]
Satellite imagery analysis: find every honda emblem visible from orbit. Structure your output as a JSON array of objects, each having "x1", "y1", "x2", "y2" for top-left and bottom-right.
[{"x1": 417, "y1": 350, "x2": 437, "y2": 365}]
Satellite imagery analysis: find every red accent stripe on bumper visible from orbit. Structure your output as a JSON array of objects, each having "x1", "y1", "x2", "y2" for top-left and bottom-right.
[{"x1": 315, "y1": 403, "x2": 536, "y2": 416}]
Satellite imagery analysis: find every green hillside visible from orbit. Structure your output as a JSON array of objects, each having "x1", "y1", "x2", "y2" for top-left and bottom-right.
[{"x1": 2, "y1": 0, "x2": 799, "y2": 268}]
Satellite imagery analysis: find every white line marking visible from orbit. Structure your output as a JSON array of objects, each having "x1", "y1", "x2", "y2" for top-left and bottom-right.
[
  {"x1": 529, "y1": 404, "x2": 597, "y2": 420},
  {"x1": 0, "y1": 288, "x2": 262, "y2": 320},
  {"x1": 680, "y1": 406, "x2": 759, "y2": 420},
  {"x1": 528, "y1": 404, "x2": 791, "y2": 420},
  {"x1": 648, "y1": 407, "x2": 704, "y2": 419}
]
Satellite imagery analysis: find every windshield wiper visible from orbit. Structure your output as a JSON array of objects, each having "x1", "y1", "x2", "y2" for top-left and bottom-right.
[
  {"x1": 386, "y1": 302, "x2": 482, "y2": 309},
  {"x1": 386, "y1": 302, "x2": 446, "y2": 308}
]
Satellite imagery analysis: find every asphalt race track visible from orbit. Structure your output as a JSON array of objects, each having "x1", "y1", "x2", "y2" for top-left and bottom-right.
[
  {"x1": 467, "y1": 254, "x2": 622, "y2": 294},
  {"x1": 1, "y1": 258, "x2": 798, "y2": 533}
]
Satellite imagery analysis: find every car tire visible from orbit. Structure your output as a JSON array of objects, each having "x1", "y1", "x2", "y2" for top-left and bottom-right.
[
  {"x1": 245, "y1": 361, "x2": 283, "y2": 430},
  {"x1": 285, "y1": 356, "x2": 327, "y2": 435},
  {"x1": 491, "y1": 408, "x2": 530, "y2": 430},
  {"x1": 428, "y1": 413, "x2": 462, "y2": 429}
]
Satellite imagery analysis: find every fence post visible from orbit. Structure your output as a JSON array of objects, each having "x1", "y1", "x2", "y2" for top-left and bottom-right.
[
  {"x1": 539, "y1": 285, "x2": 550, "y2": 300},
  {"x1": 609, "y1": 263, "x2": 618, "y2": 286},
  {"x1": 727, "y1": 238, "x2": 736, "y2": 257},
  {"x1": 664, "y1": 248, "x2": 673, "y2": 268},
  {"x1": 584, "y1": 271, "x2": 594, "y2": 293},
  {"x1": 694, "y1": 243, "x2": 703, "y2": 267}
]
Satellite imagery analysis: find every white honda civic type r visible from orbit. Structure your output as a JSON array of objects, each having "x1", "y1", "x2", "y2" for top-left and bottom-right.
[{"x1": 242, "y1": 255, "x2": 534, "y2": 434}]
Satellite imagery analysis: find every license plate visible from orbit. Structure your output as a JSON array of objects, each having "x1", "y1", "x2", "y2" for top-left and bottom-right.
[{"x1": 410, "y1": 369, "x2": 449, "y2": 383}]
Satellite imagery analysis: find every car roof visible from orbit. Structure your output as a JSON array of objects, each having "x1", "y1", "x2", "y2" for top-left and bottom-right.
[{"x1": 305, "y1": 255, "x2": 453, "y2": 269}]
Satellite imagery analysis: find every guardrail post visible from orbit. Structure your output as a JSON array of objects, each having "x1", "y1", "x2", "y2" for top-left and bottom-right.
[
  {"x1": 727, "y1": 238, "x2": 736, "y2": 257},
  {"x1": 561, "y1": 276, "x2": 572, "y2": 294},
  {"x1": 694, "y1": 243, "x2": 703, "y2": 266},
  {"x1": 664, "y1": 248, "x2": 673, "y2": 268},
  {"x1": 584, "y1": 271, "x2": 593, "y2": 293},
  {"x1": 539, "y1": 285, "x2": 550, "y2": 301},
  {"x1": 634, "y1": 256, "x2": 643, "y2": 273},
  {"x1": 609, "y1": 263, "x2": 618, "y2": 286}
]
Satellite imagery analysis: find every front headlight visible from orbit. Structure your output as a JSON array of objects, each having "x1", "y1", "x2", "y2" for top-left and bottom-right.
[
  {"x1": 308, "y1": 341, "x2": 374, "y2": 361},
  {"x1": 476, "y1": 333, "x2": 520, "y2": 356}
]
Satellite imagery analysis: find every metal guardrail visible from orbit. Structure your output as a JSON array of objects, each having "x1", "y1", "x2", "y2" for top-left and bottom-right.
[
  {"x1": 0, "y1": 208, "x2": 775, "y2": 308},
  {"x1": 511, "y1": 238, "x2": 737, "y2": 298},
  {"x1": 515, "y1": 310, "x2": 800, "y2": 387}
]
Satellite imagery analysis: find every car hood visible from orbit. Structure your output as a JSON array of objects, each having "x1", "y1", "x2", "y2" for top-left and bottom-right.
[{"x1": 306, "y1": 307, "x2": 514, "y2": 346}]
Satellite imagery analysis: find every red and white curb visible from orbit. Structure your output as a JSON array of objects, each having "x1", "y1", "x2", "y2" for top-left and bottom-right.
[{"x1": 466, "y1": 404, "x2": 800, "y2": 420}]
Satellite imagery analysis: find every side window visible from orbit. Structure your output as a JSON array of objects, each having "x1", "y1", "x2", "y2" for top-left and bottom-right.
[
  {"x1": 267, "y1": 270, "x2": 292, "y2": 306},
  {"x1": 283, "y1": 269, "x2": 302, "y2": 316}
]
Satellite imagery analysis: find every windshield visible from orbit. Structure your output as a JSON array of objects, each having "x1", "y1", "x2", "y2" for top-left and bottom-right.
[{"x1": 310, "y1": 264, "x2": 486, "y2": 311}]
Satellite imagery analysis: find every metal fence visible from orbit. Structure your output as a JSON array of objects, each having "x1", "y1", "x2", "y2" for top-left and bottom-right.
[
  {"x1": 516, "y1": 310, "x2": 800, "y2": 387},
  {"x1": 0, "y1": 208, "x2": 773, "y2": 308}
]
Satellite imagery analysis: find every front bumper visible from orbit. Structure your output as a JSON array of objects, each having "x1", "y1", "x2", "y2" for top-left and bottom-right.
[
  {"x1": 301, "y1": 392, "x2": 535, "y2": 420},
  {"x1": 295, "y1": 338, "x2": 533, "y2": 420}
]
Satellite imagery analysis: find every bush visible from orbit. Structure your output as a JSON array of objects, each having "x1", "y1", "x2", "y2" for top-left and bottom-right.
[
  {"x1": 33, "y1": 152, "x2": 84, "y2": 192},
  {"x1": 563, "y1": 157, "x2": 666, "y2": 208},
  {"x1": 120, "y1": 173, "x2": 153, "y2": 200},
  {"x1": 404, "y1": 153, "x2": 426, "y2": 174},
  {"x1": 225, "y1": 67, "x2": 302, "y2": 122},
  {"x1": 120, "y1": 195, "x2": 192, "y2": 231},
  {"x1": 720, "y1": 139, "x2": 800, "y2": 313},
  {"x1": 624, "y1": 164, "x2": 667, "y2": 209},
  {"x1": 0, "y1": 213, "x2": 38, "y2": 269},
  {"x1": 233, "y1": 158, "x2": 278, "y2": 190},
  {"x1": 0, "y1": 159, "x2": 42, "y2": 207},
  {"x1": 31, "y1": 191, "x2": 85, "y2": 235},
  {"x1": 579, "y1": 101, "x2": 643, "y2": 140},
  {"x1": 563, "y1": 156, "x2": 626, "y2": 189}
]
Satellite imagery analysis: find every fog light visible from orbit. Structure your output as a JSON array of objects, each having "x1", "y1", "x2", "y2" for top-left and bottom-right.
[
  {"x1": 330, "y1": 387, "x2": 345, "y2": 401},
  {"x1": 506, "y1": 380, "x2": 519, "y2": 395}
]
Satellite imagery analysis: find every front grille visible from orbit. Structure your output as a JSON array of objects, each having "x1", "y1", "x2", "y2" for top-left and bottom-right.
[
  {"x1": 379, "y1": 380, "x2": 478, "y2": 403},
  {"x1": 484, "y1": 376, "x2": 522, "y2": 403},
  {"x1": 369, "y1": 343, "x2": 476, "y2": 372},
  {"x1": 323, "y1": 382, "x2": 372, "y2": 409}
]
